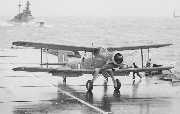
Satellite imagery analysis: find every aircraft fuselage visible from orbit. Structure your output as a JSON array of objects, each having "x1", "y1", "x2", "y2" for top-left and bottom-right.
[{"x1": 66, "y1": 50, "x2": 123, "y2": 71}]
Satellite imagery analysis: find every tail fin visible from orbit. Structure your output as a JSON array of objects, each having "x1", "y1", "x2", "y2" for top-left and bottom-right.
[{"x1": 58, "y1": 50, "x2": 68, "y2": 68}]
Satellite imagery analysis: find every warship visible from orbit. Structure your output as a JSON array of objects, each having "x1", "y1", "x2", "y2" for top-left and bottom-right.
[
  {"x1": 173, "y1": 10, "x2": 180, "y2": 18},
  {"x1": 8, "y1": 0, "x2": 44, "y2": 26}
]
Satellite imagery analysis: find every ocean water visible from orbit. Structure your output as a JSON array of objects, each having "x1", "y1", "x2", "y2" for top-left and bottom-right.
[{"x1": 0, "y1": 16, "x2": 180, "y2": 73}]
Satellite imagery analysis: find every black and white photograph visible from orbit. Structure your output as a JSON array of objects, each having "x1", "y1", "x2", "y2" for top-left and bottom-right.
[{"x1": 0, "y1": 0, "x2": 180, "y2": 114}]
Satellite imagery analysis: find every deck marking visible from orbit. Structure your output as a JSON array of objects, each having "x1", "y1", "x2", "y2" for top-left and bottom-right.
[
  {"x1": 57, "y1": 88, "x2": 110, "y2": 114},
  {"x1": 3, "y1": 56, "x2": 111, "y2": 114}
]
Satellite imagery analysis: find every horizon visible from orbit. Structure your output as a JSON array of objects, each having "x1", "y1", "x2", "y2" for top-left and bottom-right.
[{"x1": 0, "y1": 0, "x2": 180, "y2": 18}]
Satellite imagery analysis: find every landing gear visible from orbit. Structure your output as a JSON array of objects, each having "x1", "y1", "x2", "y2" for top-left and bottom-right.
[
  {"x1": 85, "y1": 68, "x2": 122, "y2": 91},
  {"x1": 85, "y1": 68, "x2": 101, "y2": 91},
  {"x1": 105, "y1": 71, "x2": 121, "y2": 91},
  {"x1": 113, "y1": 90, "x2": 121, "y2": 99},
  {"x1": 114, "y1": 79, "x2": 121, "y2": 90},
  {"x1": 86, "y1": 80, "x2": 93, "y2": 91},
  {"x1": 104, "y1": 76, "x2": 108, "y2": 82}
]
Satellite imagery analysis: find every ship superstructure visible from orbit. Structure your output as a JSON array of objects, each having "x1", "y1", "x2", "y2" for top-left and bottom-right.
[{"x1": 9, "y1": 0, "x2": 34, "y2": 23}]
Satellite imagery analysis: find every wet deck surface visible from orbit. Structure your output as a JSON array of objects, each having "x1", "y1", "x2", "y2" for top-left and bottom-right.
[{"x1": 0, "y1": 48, "x2": 180, "y2": 114}]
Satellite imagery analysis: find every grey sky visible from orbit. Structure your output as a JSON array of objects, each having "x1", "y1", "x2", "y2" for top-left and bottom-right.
[{"x1": 1, "y1": 0, "x2": 180, "y2": 17}]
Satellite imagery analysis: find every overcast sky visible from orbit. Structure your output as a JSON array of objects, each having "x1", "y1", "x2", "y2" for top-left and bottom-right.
[{"x1": 1, "y1": 0, "x2": 180, "y2": 17}]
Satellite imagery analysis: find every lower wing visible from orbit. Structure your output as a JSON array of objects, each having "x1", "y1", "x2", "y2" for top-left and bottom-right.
[
  {"x1": 13, "y1": 66, "x2": 173, "y2": 77},
  {"x1": 110, "y1": 67, "x2": 173, "y2": 73}
]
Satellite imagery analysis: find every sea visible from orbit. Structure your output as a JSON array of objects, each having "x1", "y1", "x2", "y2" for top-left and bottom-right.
[{"x1": 0, "y1": 16, "x2": 180, "y2": 75}]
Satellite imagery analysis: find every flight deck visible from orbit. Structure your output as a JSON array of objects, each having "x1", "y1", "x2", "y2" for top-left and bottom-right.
[{"x1": 0, "y1": 48, "x2": 180, "y2": 114}]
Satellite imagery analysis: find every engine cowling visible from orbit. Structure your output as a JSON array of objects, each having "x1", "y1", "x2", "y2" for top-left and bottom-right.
[
  {"x1": 99, "y1": 51, "x2": 124, "y2": 70},
  {"x1": 112, "y1": 52, "x2": 123, "y2": 65}
]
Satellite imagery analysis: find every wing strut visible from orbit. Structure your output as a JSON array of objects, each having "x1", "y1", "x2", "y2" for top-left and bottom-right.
[
  {"x1": 41, "y1": 48, "x2": 43, "y2": 67},
  {"x1": 141, "y1": 49, "x2": 143, "y2": 68},
  {"x1": 148, "y1": 48, "x2": 150, "y2": 60},
  {"x1": 45, "y1": 46, "x2": 49, "y2": 68}
]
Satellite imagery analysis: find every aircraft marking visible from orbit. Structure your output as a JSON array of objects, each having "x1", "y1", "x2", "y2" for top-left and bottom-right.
[{"x1": 58, "y1": 88, "x2": 111, "y2": 114}]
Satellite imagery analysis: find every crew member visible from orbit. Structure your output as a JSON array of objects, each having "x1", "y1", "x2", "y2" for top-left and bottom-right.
[
  {"x1": 145, "y1": 59, "x2": 152, "y2": 76},
  {"x1": 146, "y1": 59, "x2": 152, "y2": 68},
  {"x1": 132, "y1": 63, "x2": 142, "y2": 79},
  {"x1": 82, "y1": 52, "x2": 87, "y2": 62}
]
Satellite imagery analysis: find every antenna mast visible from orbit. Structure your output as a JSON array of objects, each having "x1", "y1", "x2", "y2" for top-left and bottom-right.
[
  {"x1": 18, "y1": 1, "x2": 21, "y2": 14},
  {"x1": 26, "y1": 0, "x2": 30, "y2": 9}
]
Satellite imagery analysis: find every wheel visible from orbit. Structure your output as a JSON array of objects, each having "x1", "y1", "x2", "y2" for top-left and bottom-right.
[
  {"x1": 113, "y1": 90, "x2": 120, "y2": 99},
  {"x1": 114, "y1": 79, "x2": 121, "y2": 90},
  {"x1": 86, "y1": 80, "x2": 93, "y2": 91}
]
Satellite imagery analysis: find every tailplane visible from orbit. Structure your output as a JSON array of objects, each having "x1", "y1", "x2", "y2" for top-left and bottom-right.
[
  {"x1": 58, "y1": 50, "x2": 68, "y2": 68},
  {"x1": 40, "y1": 50, "x2": 68, "y2": 68},
  {"x1": 58, "y1": 50, "x2": 69, "y2": 63}
]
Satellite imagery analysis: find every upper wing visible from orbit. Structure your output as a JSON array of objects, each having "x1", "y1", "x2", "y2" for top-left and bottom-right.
[
  {"x1": 12, "y1": 41, "x2": 98, "y2": 52},
  {"x1": 13, "y1": 41, "x2": 172, "y2": 52},
  {"x1": 47, "y1": 49, "x2": 81, "y2": 58},
  {"x1": 107, "y1": 44, "x2": 172, "y2": 51}
]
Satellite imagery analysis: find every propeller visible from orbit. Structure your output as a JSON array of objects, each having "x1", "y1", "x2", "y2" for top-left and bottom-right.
[{"x1": 113, "y1": 53, "x2": 123, "y2": 65}]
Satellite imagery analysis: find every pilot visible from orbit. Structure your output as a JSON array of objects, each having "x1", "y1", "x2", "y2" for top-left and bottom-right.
[{"x1": 132, "y1": 63, "x2": 142, "y2": 79}]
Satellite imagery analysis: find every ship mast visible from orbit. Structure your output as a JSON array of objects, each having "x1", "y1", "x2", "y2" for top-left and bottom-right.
[
  {"x1": 18, "y1": 1, "x2": 21, "y2": 14},
  {"x1": 26, "y1": 0, "x2": 30, "y2": 10},
  {"x1": 173, "y1": 10, "x2": 176, "y2": 18}
]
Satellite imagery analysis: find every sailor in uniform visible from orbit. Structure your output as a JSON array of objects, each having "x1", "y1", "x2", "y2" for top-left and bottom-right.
[{"x1": 132, "y1": 63, "x2": 142, "y2": 79}]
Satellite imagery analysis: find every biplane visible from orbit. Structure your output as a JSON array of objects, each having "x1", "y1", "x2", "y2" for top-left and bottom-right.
[{"x1": 12, "y1": 41, "x2": 173, "y2": 91}]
